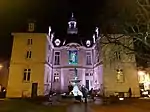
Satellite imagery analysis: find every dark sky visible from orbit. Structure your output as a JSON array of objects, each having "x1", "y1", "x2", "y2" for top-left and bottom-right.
[{"x1": 0, "y1": 0, "x2": 133, "y2": 59}]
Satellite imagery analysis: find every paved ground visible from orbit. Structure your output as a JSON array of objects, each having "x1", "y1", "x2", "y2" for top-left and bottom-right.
[
  {"x1": 67, "y1": 98, "x2": 150, "y2": 112},
  {"x1": 67, "y1": 103, "x2": 92, "y2": 112},
  {"x1": 0, "y1": 98, "x2": 67, "y2": 112},
  {"x1": 1, "y1": 98, "x2": 150, "y2": 112}
]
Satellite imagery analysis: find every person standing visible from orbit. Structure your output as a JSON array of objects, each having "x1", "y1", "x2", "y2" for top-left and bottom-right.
[
  {"x1": 128, "y1": 87, "x2": 132, "y2": 98},
  {"x1": 81, "y1": 86, "x2": 88, "y2": 103}
]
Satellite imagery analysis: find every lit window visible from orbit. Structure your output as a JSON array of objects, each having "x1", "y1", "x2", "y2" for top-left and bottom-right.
[
  {"x1": 116, "y1": 69, "x2": 124, "y2": 83},
  {"x1": 23, "y1": 69, "x2": 31, "y2": 82},
  {"x1": 54, "y1": 73, "x2": 59, "y2": 82},
  {"x1": 27, "y1": 39, "x2": 32, "y2": 45},
  {"x1": 86, "y1": 52, "x2": 92, "y2": 65},
  {"x1": 69, "y1": 50, "x2": 78, "y2": 65},
  {"x1": 26, "y1": 51, "x2": 32, "y2": 59},
  {"x1": 115, "y1": 51, "x2": 121, "y2": 60},
  {"x1": 54, "y1": 52, "x2": 60, "y2": 65}
]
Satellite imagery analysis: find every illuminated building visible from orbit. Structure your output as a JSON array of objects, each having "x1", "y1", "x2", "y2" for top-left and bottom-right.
[
  {"x1": 138, "y1": 69, "x2": 150, "y2": 93},
  {"x1": 6, "y1": 14, "x2": 102, "y2": 97},
  {"x1": 6, "y1": 13, "x2": 140, "y2": 98}
]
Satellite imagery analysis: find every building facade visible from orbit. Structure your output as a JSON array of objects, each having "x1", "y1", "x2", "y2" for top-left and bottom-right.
[
  {"x1": 0, "y1": 60, "x2": 9, "y2": 91},
  {"x1": 101, "y1": 34, "x2": 140, "y2": 97},
  {"x1": 6, "y1": 14, "x2": 140, "y2": 98}
]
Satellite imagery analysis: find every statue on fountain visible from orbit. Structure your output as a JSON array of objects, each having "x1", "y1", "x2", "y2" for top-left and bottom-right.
[{"x1": 70, "y1": 68, "x2": 83, "y2": 101}]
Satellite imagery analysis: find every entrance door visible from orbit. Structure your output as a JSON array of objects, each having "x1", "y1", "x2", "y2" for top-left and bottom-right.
[
  {"x1": 86, "y1": 80, "x2": 89, "y2": 90},
  {"x1": 31, "y1": 83, "x2": 38, "y2": 98}
]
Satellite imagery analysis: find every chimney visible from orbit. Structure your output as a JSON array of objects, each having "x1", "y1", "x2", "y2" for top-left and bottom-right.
[{"x1": 28, "y1": 20, "x2": 36, "y2": 32}]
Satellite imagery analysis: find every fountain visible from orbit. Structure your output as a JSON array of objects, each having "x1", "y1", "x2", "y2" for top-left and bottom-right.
[{"x1": 70, "y1": 68, "x2": 83, "y2": 97}]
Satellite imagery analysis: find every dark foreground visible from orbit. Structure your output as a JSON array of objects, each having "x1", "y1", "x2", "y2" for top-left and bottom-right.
[
  {"x1": 0, "y1": 98, "x2": 67, "y2": 112},
  {"x1": 1, "y1": 98, "x2": 150, "y2": 112}
]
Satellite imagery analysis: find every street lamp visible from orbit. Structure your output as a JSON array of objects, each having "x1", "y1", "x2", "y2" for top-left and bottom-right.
[
  {"x1": 0, "y1": 64, "x2": 3, "y2": 70},
  {"x1": 138, "y1": 71, "x2": 145, "y2": 76}
]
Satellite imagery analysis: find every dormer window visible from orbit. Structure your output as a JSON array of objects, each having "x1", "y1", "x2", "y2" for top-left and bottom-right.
[{"x1": 28, "y1": 23, "x2": 35, "y2": 32}]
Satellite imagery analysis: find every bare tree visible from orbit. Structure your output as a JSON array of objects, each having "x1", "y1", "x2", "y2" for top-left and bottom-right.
[{"x1": 98, "y1": 0, "x2": 150, "y2": 63}]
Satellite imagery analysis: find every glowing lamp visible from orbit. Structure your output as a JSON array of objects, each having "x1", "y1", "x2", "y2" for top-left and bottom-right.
[
  {"x1": 86, "y1": 40, "x2": 91, "y2": 47},
  {"x1": 138, "y1": 71, "x2": 145, "y2": 76},
  {"x1": 142, "y1": 91, "x2": 148, "y2": 95},
  {"x1": 0, "y1": 64, "x2": 3, "y2": 70},
  {"x1": 119, "y1": 98, "x2": 124, "y2": 101},
  {"x1": 55, "y1": 39, "x2": 61, "y2": 46}
]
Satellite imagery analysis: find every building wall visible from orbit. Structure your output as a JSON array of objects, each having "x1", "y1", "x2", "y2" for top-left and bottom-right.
[
  {"x1": 44, "y1": 64, "x2": 52, "y2": 95},
  {"x1": 43, "y1": 35, "x2": 53, "y2": 95},
  {"x1": 7, "y1": 64, "x2": 45, "y2": 97},
  {"x1": 103, "y1": 63, "x2": 140, "y2": 97},
  {"x1": 0, "y1": 61, "x2": 9, "y2": 88},
  {"x1": 93, "y1": 65, "x2": 103, "y2": 90},
  {"x1": 102, "y1": 35, "x2": 140, "y2": 97},
  {"x1": 50, "y1": 43, "x2": 102, "y2": 92},
  {"x1": 7, "y1": 33, "x2": 47, "y2": 97},
  {"x1": 7, "y1": 31, "x2": 141, "y2": 97}
]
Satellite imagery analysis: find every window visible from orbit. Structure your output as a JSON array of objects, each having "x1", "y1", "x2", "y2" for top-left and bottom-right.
[
  {"x1": 115, "y1": 51, "x2": 121, "y2": 60},
  {"x1": 23, "y1": 69, "x2": 31, "y2": 81},
  {"x1": 54, "y1": 52, "x2": 60, "y2": 65},
  {"x1": 85, "y1": 73, "x2": 92, "y2": 76},
  {"x1": 90, "y1": 73, "x2": 93, "y2": 76},
  {"x1": 116, "y1": 69, "x2": 124, "y2": 83},
  {"x1": 28, "y1": 23, "x2": 35, "y2": 32},
  {"x1": 69, "y1": 50, "x2": 78, "y2": 64},
  {"x1": 86, "y1": 52, "x2": 92, "y2": 65},
  {"x1": 27, "y1": 39, "x2": 32, "y2": 45},
  {"x1": 47, "y1": 56, "x2": 50, "y2": 63},
  {"x1": 85, "y1": 73, "x2": 89, "y2": 76},
  {"x1": 90, "y1": 81, "x2": 93, "y2": 86},
  {"x1": 26, "y1": 51, "x2": 32, "y2": 58},
  {"x1": 48, "y1": 45, "x2": 51, "y2": 50},
  {"x1": 46, "y1": 72, "x2": 49, "y2": 83},
  {"x1": 54, "y1": 73, "x2": 59, "y2": 82}
]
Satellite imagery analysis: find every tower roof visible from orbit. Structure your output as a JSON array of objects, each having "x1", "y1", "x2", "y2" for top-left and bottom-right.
[
  {"x1": 70, "y1": 13, "x2": 76, "y2": 21},
  {"x1": 67, "y1": 13, "x2": 78, "y2": 34}
]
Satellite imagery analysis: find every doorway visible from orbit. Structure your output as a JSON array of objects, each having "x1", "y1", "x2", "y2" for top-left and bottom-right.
[
  {"x1": 31, "y1": 83, "x2": 38, "y2": 98},
  {"x1": 86, "y1": 80, "x2": 89, "y2": 90}
]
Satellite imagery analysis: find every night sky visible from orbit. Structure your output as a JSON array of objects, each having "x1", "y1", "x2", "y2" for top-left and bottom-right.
[{"x1": 0, "y1": 0, "x2": 133, "y2": 59}]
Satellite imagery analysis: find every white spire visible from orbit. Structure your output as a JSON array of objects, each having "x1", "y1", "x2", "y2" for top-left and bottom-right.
[
  {"x1": 48, "y1": 26, "x2": 51, "y2": 37},
  {"x1": 63, "y1": 40, "x2": 66, "y2": 45},
  {"x1": 93, "y1": 34, "x2": 96, "y2": 44},
  {"x1": 51, "y1": 33, "x2": 54, "y2": 42},
  {"x1": 72, "y1": 13, "x2": 74, "y2": 18},
  {"x1": 95, "y1": 27, "x2": 99, "y2": 37}
]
